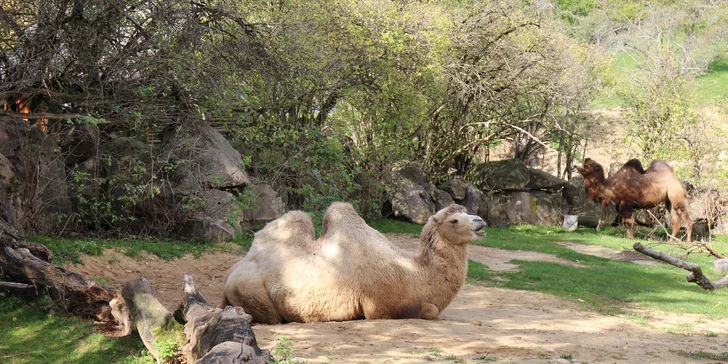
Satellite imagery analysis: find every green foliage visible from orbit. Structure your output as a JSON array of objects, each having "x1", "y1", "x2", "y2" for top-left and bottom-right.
[
  {"x1": 272, "y1": 337, "x2": 296, "y2": 364},
  {"x1": 674, "y1": 350, "x2": 728, "y2": 361},
  {"x1": 0, "y1": 296, "x2": 153, "y2": 363}
]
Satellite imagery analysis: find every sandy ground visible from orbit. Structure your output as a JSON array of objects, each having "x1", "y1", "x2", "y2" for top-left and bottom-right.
[{"x1": 73, "y1": 234, "x2": 728, "y2": 363}]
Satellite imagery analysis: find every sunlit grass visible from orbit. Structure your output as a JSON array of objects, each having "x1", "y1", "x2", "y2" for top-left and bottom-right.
[{"x1": 0, "y1": 296, "x2": 153, "y2": 364}]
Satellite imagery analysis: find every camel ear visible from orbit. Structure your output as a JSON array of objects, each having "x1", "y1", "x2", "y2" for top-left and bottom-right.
[{"x1": 429, "y1": 215, "x2": 441, "y2": 224}]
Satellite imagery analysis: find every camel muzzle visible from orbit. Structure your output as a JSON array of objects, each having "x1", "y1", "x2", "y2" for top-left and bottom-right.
[{"x1": 473, "y1": 218, "x2": 486, "y2": 236}]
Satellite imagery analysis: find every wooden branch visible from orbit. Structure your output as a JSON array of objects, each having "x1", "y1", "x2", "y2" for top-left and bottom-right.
[
  {"x1": 177, "y1": 274, "x2": 271, "y2": 363},
  {"x1": 0, "y1": 246, "x2": 116, "y2": 320},
  {"x1": 0, "y1": 109, "x2": 90, "y2": 120},
  {"x1": 634, "y1": 243, "x2": 728, "y2": 291},
  {"x1": 119, "y1": 278, "x2": 183, "y2": 363},
  {"x1": 0, "y1": 281, "x2": 37, "y2": 297}
]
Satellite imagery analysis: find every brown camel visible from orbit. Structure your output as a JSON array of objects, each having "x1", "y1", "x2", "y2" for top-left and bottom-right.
[
  {"x1": 220, "y1": 202, "x2": 486, "y2": 323},
  {"x1": 574, "y1": 158, "x2": 693, "y2": 242}
]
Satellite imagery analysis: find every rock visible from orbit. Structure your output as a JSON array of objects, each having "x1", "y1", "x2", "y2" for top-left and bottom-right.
[
  {"x1": 462, "y1": 184, "x2": 484, "y2": 216},
  {"x1": 527, "y1": 168, "x2": 567, "y2": 191},
  {"x1": 426, "y1": 185, "x2": 455, "y2": 212},
  {"x1": 479, "y1": 191, "x2": 566, "y2": 227},
  {"x1": 60, "y1": 123, "x2": 100, "y2": 166},
  {"x1": 440, "y1": 177, "x2": 469, "y2": 200},
  {"x1": 0, "y1": 116, "x2": 29, "y2": 158},
  {"x1": 243, "y1": 184, "x2": 287, "y2": 222},
  {"x1": 179, "y1": 218, "x2": 235, "y2": 243},
  {"x1": 386, "y1": 162, "x2": 435, "y2": 224},
  {"x1": 162, "y1": 120, "x2": 249, "y2": 190},
  {"x1": 198, "y1": 189, "x2": 243, "y2": 229},
  {"x1": 465, "y1": 159, "x2": 530, "y2": 191}
]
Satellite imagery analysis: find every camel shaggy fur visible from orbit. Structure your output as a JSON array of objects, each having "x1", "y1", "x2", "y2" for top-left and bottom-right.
[
  {"x1": 574, "y1": 158, "x2": 692, "y2": 242},
  {"x1": 220, "y1": 202, "x2": 486, "y2": 323}
]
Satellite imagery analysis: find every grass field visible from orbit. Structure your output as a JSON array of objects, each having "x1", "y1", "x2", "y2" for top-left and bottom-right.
[
  {"x1": 593, "y1": 52, "x2": 728, "y2": 108},
  {"x1": 2, "y1": 221, "x2": 727, "y2": 363}
]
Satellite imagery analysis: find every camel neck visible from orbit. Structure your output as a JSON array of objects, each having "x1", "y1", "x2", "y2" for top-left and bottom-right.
[{"x1": 416, "y1": 240, "x2": 468, "y2": 311}]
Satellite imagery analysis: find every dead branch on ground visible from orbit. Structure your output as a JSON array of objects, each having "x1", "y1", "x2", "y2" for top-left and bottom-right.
[{"x1": 633, "y1": 242, "x2": 728, "y2": 291}]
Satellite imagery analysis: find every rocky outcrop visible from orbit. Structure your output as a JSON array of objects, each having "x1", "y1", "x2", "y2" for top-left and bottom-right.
[
  {"x1": 479, "y1": 191, "x2": 566, "y2": 228},
  {"x1": 162, "y1": 120, "x2": 249, "y2": 191},
  {"x1": 386, "y1": 162, "x2": 436, "y2": 224},
  {"x1": 527, "y1": 168, "x2": 567, "y2": 191},
  {"x1": 465, "y1": 159, "x2": 530, "y2": 191},
  {"x1": 243, "y1": 184, "x2": 287, "y2": 223}
]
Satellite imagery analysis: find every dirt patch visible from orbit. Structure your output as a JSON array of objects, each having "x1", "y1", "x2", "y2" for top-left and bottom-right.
[
  {"x1": 74, "y1": 234, "x2": 727, "y2": 363},
  {"x1": 72, "y1": 247, "x2": 242, "y2": 311}
]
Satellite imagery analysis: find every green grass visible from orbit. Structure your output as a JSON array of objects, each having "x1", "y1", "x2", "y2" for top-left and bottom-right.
[
  {"x1": 593, "y1": 52, "x2": 728, "y2": 108},
  {"x1": 32, "y1": 235, "x2": 250, "y2": 265},
  {"x1": 0, "y1": 295, "x2": 153, "y2": 364},
  {"x1": 476, "y1": 224, "x2": 728, "y2": 317},
  {"x1": 695, "y1": 54, "x2": 728, "y2": 103}
]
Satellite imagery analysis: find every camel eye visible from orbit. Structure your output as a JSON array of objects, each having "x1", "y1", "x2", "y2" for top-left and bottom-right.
[{"x1": 449, "y1": 219, "x2": 458, "y2": 224}]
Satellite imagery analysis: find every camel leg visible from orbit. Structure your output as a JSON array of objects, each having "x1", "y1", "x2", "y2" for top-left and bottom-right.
[
  {"x1": 668, "y1": 190, "x2": 693, "y2": 243},
  {"x1": 364, "y1": 298, "x2": 429, "y2": 320},
  {"x1": 222, "y1": 262, "x2": 283, "y2": 324},
  {"x1": 619, "y1": 204, "x2": 635, "y2": 239},
  {"x1": 420, "y1": 303, "x2": 439, "y2": 320}
]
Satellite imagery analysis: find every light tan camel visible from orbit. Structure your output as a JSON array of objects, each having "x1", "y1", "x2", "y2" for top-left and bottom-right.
[
  {"x1": 574, "y1": 158, "x2": 692, "y2": 242},
  {"x1": 220, "y1": 202, "x2": 486, "y2": 323}
]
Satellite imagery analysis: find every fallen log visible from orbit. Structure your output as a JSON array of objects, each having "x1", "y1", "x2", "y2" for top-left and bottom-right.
[
  {"x1": 177, "y1": 274, "x2": 270, "y2": 363},
  {"x1": 0, "y1": 219, "x2": 53, "y2": 262},
  {"x1": 633, "y1": 243, "x2": 728, "y2": 291},
  {"x1": 0, "y1": 246, "x2": 116, "y2": 321},
  {"x1": 116, "y1": 278, "x2": 184, "y2": 363},
  {"x1": 114, "y1": 276, "x2": 271, "y2": 363}
]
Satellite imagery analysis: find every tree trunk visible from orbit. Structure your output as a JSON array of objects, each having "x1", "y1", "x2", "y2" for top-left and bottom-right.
[
  {"x1": 117, "y1": 278, "x2": 184, "y2": 363},
  {"x1": 177, "y1": 274, "x2": 271, "y2": 363},
  {"x1": 0, "y1": 246, "x2": 117, "y2": 321},
  {"x1": 114, "y1": 275, "x2": 271, "y2": 363},
  {"x1": 633, "y1": 243, "x2": 728, "y2": 290}
]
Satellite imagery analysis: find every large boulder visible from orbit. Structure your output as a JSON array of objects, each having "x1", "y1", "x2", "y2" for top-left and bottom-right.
[
  {"x1": 426, "y1": 185, "x2": 455, "y2": 212},
  {"x1": 0, "y1": 116, "x2": 29, "y2": 158},
  {"x1": 527, "y1": 168, "x2": 567, "y2": 191},
  {"x1": 440, "y1": 177, "x2": 469, "y2": 200},
  {"x1": 162, "y1": 121, "x2": 249, "y2": 190},
  {"x1": 465, "y1": 159, "x2": 530, "y2": 191},
  {"x1": 386, "y1": 162, "x2": 436, "y2": 224},
  {"x1": 60, "y1": 123, "x2": 100, "y2": 166},
  {"x1": 0, "y1": 153, "x2": 22, "y2": 235},
  {"x1": 242, "y1": 184, "x2": 287, "y2": 222},
  {"x1": 479, "y1": 191, "x2": 566, "y2": 228}
]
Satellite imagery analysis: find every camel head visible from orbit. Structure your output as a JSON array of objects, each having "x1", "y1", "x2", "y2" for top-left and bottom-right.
[
  {"x1": 573, "y1": 158, "x2": 605, "y2": 179},
  {"x1": 427, "y1": 204, "x2": 486, "y2": 245}
]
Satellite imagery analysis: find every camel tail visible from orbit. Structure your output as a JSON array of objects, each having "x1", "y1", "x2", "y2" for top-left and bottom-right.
[{"x1": 219, "y1": 293, "x2": 230, "y2": 309}]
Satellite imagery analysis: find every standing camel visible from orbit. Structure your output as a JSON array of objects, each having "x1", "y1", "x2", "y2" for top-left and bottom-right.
[{"x1": 574, "y1": 158, "x2": 693, "y2": 242}]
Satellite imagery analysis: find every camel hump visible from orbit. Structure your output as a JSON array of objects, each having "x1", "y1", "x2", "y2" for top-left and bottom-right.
[
  {"x1": 320, "y1": 202, "x2": 366, "y2": 238},
  {"x1": 623, "y1": 159, "x2": 646, "y2": 174},
  {"x1": 647, "y1": 159, "x2": 674, "y2": 173},
  {"x1": 253, "y1": 210, "x2": 315, "y2": 249}
]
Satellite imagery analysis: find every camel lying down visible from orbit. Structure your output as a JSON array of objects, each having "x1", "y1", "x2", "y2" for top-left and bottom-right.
[{"x1": 221, "y1": 202, "x2": 486, "y2": 323}]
